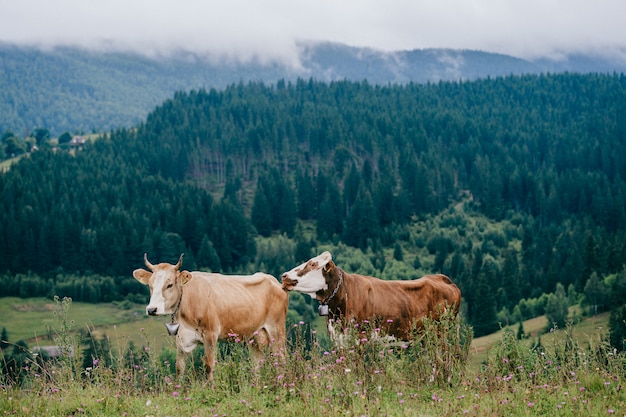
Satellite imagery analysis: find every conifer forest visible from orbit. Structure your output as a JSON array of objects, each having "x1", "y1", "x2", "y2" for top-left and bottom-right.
[{"x1": 1, "y1": 73, "x2": 626, "y2": 342}]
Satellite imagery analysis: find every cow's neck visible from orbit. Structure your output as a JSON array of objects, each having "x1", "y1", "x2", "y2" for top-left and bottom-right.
[
  {"x1": 171, "y1": 287, "x2": 184, "y2": 320},
  {"x1": 319, "y1": 268, "x2": 344, "y2": 308}
]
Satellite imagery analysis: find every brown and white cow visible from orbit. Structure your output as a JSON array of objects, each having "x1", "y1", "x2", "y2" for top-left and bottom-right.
[
  {"x1": 281, "y1": 251, "x2": 461, "y2": 343},
  {"x1": 133, "y1": 253, "x2": 288, "y2": 379}
]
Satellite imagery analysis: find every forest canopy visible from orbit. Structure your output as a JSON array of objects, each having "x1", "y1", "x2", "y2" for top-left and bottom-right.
[{"x1": 1, "y1": 73, "x2": 626, "y2": 338}]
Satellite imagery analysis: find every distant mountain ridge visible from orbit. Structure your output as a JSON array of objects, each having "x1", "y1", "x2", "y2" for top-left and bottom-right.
[{"x1": 1, "y1": 42, "x2": 625, "y2": 136}]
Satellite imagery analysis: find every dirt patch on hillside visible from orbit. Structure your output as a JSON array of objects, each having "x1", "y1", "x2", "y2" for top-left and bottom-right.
[{"x1": 12, "y1": 303, "x2": 57, "y2": 312}]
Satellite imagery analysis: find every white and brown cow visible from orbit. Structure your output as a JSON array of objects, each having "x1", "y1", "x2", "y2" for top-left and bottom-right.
[
  {"x1": 281, "y1": 251, "x2": 461, "y2": 343},
  {"x1": 133, "y1": 253, "x2": 288, "y2": 379}
]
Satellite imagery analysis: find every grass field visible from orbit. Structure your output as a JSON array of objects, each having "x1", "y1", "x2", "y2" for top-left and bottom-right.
[
  {"x1": 0, "y1": 297, "x2": 170, "y2": 353},
  {"x1": 0, "y1": 296, "x2": 612, "y2": 372},
  {"x1": 1, "y1": 297, "x2": 624, "y2": 416}
]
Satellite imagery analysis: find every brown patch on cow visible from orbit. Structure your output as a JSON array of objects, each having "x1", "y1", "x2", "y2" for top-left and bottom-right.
[{"x1": 296, "y1": 260, "x2": 318, "y2": 277}]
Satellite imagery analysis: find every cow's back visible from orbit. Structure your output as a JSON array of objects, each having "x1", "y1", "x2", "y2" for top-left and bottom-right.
[
  {"x1": 340, "y1": 272, "x2": 460, "y2": 336},
  {"x1": 181, "y1": 272, "x2": 288, "y2": 338}
]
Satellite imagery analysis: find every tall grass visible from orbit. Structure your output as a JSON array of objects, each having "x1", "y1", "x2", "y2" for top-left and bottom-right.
[{"x1": 1, "y1": 298, "x2": 624, "y2": 416}]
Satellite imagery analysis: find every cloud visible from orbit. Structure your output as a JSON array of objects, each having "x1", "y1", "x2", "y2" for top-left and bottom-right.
[{"x1": 1, "y1": 0, "x2": 625, "y2": 65}]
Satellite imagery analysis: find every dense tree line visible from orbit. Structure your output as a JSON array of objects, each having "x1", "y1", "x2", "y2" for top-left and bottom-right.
[{"x1": 1, "y1": 73, "x2": 626, "y2": 341}]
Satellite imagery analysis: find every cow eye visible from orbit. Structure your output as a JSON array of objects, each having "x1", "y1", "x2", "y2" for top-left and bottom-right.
[{"x1": 166, "y1": 283, "x2": 173, "y2": 289}]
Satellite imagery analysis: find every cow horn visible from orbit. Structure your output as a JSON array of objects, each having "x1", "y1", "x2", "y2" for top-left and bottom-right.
[
  {"x1": 175, "y1": 253, "x2": 184, "y2": 270},
  {"x1": 144, "y1": 253, "x2": 155, "y2": 270}
]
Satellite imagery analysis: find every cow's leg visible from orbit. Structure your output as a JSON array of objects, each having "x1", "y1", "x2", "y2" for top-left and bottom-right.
[
  {"x1": 176, "y1": 349, "x2": 188, "y2": 377},
  {"x1": 250, "y1": 328, "x2": 269, "y2": 364},
  {"x1": 202, "y1": 333, "x2": 218, "y2": 379},
  {"x1": 175, "y1": 327, "x2": 199, "y2": 379}
]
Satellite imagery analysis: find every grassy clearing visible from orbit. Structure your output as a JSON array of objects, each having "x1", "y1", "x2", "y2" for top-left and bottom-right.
[
  {"x1": 1, "y1": 298, "x2": 624, "y2": 416},
  {"x1": 0, "y1": 155, "x2": 24, "y2": 172},
  {"x1": 0, "y1": 297, "x2": 169, "y2": 354}
]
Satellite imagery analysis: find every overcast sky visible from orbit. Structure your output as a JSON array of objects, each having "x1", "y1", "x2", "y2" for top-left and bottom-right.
[{"x1": 1, "y1": 0, "x2": 625, "y2": 65}]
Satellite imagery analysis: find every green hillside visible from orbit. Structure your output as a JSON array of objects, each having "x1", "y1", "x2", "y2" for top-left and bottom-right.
[{"x1": 0, "y1": 74, "x2": 625, "y2": 344}]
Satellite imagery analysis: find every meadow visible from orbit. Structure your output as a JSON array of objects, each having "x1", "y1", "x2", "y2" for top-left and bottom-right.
[{"x1": 1, "y1": 297, "x2": 625, "y2": 416}]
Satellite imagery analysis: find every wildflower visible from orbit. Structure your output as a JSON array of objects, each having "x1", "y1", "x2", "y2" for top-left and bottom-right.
[
  {"x1": 173, "y1": 391, "x2": 179, "y2": 397},
  {"x1": 608, "y1": 409, "x2": 615, "y2": 414},
  {"x1": 299, "y1": 321, "x2": 304, "y2": 325},
  {"x1": 93, "y1": 359, "x2": 99, "y2": 367},
  {"x1": 527, "y1": 402, "x2": 534, "y2": 407}
]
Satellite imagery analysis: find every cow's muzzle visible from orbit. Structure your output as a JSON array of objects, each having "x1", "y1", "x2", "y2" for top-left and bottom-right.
[
  {"x1": 147, "y1": 307, "x2": 158, "y2": 316},
  {"x1": 281, "y1": 276, "x2": 297, "y2": 291}
]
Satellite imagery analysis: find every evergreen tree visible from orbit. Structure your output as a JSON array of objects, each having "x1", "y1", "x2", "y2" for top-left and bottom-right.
[
  {"x1": 296, "y1": 170, "x2": 315, "y2": 220},
  {"x1": 393, "y1": 242, "x2": 403, "y2": 261},
  {"x1": 0, "y1": 327, "x2": 8, "y2": 350},
  {"x1": 251, "y1": 183, "x2": 272, "y2": 237},
  {"x1": 277, "y1": 182, "x2": 297, "y2": 237},
  {"x1": 545, "y1": 283, "x2": 569, "y2": 330},
  {"x1": 609, "y1": 306, "x2": 626, "y2": 352},
  {"x1": 516, "y1": 321, "x2": 525, "y2": 340},
  {"x1": 470, "y1": 256, "x2": 499, "y2": 337},
  {"x1": 583, "y1": 272, "x2": 608, "y2": 315},
  {"x1": 343, "y1": 187, "x2": 379, "y2": 250},
  {"x1": 196, "y1": 235, "x2": 222, "y2": 272}
]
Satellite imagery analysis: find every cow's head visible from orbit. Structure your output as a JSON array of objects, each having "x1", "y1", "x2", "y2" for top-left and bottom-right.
[
  {"x1": 281, "y1": 251, "x2": 334, "y2": 298},
  {"x1": 133, "y1": 253, "x2": 192, "y2": 316}
]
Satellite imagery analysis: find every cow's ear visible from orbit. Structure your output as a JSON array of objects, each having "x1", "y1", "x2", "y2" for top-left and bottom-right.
[
  {"x1": 324, "y1": 260, "x2": 336, "y2": 273},
  {"x1": 179, "y1": 270, "x2": 193, "y2": 285},
  {"x1": 133, "y1": 269, "x2": 151, "y2": 285}
]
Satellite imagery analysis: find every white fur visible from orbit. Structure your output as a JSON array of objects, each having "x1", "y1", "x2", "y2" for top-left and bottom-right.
[
  {"x1": 282, "y1": 251, "x2": 333, "y2": 297},
  {"x1": 146, "y1": 270, "x2": 168, "y2": 315}
]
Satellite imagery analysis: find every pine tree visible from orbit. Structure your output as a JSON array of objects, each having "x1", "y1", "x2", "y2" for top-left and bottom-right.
[
  {"x1": 516, "y1": 321, "x2": 525, "y2": 340},
  {"x1": 470, "y1": 256, "x2": 499, "y2": 337},
  {"x1": 0, "y1": 327, "x2": 8, "y2": 350},
  {"x1": 251, "y1": 183, "x2": 272, "y2": 237},
  {"x1": 196, "y1": 235, "x2": 222, "y2": 271},
  {"x1": 545, "y1": 283, "x2": 569, "y2": 330}
]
